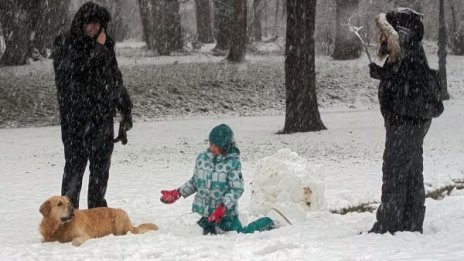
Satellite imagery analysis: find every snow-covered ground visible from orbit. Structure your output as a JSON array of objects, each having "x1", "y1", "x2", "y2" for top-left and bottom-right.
[
  {"x1": 1, "y1": 103, "x2": 464, "y2": 260},
  {"x1": 1, "y1": 42, "x2": 464, "y2": 260}
]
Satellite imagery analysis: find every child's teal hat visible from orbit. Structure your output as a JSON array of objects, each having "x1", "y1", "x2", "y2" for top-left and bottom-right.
[{"x1": 209, "y1": 124, "x2": 234, "y2": 150}]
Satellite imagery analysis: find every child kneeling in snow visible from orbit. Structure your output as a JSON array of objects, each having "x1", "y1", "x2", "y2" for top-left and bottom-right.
[{"x1": 160, "y1": 124, "x2": 275, "y2": 235}]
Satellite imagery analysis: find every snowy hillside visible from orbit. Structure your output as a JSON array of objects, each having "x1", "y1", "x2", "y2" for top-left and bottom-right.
[{"x1": 1, "y1": 41, "x2": 463, "y2": 128}]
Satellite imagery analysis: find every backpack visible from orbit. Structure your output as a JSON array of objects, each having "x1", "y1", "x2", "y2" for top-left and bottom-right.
[{"x1": 423, "y1": 68, "x2": 444, "y2": 118}]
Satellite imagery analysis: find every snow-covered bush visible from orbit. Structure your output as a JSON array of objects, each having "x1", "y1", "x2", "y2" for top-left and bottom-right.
[{"x1": 249, "y1": 149, "x2": 326, "y2": 224}]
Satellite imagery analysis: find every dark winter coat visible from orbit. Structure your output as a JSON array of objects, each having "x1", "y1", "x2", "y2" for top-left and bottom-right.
[
  {"x1": 52, "y1": 2, "x2": 132, "y2": 130},
  {"x1": 370, "y1": 44, "x2": 443, "y2": 120},
  {"x1": 370, "y1": 9, "x2": 443, "y2": 120}
]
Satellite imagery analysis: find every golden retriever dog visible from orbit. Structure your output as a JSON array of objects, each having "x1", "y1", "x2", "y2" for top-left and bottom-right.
[{"x1": 39, "y1": 196, "x2": 158, "y2": 246}]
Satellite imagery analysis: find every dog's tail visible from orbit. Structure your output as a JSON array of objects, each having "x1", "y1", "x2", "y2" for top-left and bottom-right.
[{"x1": 130, "y1": 223, "x2": 159, "y2": 234}]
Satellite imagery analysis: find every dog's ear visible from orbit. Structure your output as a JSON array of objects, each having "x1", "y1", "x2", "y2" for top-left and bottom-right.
[
  {"x1": 63, "y1": 196, "x2": 71, "y2": 204},
  {"x1": 40, "y1": 200, "x2": 51, "y2": 217}
]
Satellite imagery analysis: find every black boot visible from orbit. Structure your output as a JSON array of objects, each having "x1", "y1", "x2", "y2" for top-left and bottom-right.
[{"x1": 368, "y1": 222, "x2": 386, "y2": 234}]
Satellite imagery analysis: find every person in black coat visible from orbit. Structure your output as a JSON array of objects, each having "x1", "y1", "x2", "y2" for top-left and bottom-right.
[
  {"x1": 52, "y1": 2, "x2": 133, "y2": 209},
  {"x1": 368, "y1": 8, "x2": 443, "y2": 234}
]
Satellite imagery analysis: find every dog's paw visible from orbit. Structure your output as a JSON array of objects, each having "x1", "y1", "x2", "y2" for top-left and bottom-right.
[{"x1": 72, "y1": 236, "x2": 88, "y2": 247}]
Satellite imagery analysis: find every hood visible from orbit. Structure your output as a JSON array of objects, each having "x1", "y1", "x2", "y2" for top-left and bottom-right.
[
  {"x1": 70, "y1": 2, "x2": 111, "y2": 38},
  {"x1": 375, "y1": 8, "x2": 425, "y2": 64},
  {"x1": 386, "y1": 7, "x2": 424, "y2": 42}
]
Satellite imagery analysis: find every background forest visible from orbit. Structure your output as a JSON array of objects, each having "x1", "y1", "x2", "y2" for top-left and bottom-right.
[{"x1": 1, "y1": 0, "x2": 464, "y2": 65}]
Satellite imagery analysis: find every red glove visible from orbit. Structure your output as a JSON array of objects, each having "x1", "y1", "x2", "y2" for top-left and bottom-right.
[
  {"x1": 208, "y1": 204, "x2": 226, "y2": 223},
  {"x1": 160, "y1": 189, "x2": 181, "y2": 204}
]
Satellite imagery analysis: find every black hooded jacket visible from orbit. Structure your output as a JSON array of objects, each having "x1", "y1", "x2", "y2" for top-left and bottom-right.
[
  {"x1": 52, "y1": 2, "x2": 132, "y2": 127},
  {"x1": 370, "y1": 8, "x2": 443, "y2": 120}
]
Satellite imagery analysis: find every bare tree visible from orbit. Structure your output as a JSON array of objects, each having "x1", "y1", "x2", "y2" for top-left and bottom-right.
[
  {"x1": 250, "y1": 0, "x2": 263, "y2": 41},
  {"x1": 274, "y1": 0, "x2": 280, "y2": 37},
  {"x1": 166, "y1": 0, "x2": 183, "y2": 50},
  {"x1": 449, "y1": 0, "x2": 464, "y2": 55},
  {"x1": 34, "y1": 0, "x2": 70, "y2": 57},
  {"x1": 194, "y1": 0, "x2": 214, "y2": 43},
  {"x1": 332, "y1": 0, "x2": 362, "y2": 60},
  {"x1": 213, "y1": 0, "x2": 233, "y2": 53},
  {"x1": 138, "y1": 0, "x2": 156, "y2": 50},
  {"x1": 0, "y1": 1, "x2": 36, "y2": 65},
  {"x1": 273, "y1": 0, "x2": 286, "y2": 37},
  {"x1": 450, "y1": 1, "x2": 457, "y2": 33},
  {"x1": 150, "y1": 0, "x2": 182, "y2": 55},
  {"x1": 152, "y1": 0, "x2": 169, "y2": 55},
  {"x1": 283, "y1": 0, "x2": 326, "y2": 133},
  {"x1": 0, "y1": 23, "x2": 4, "y2": 53},
  {"x1": 226, "y1": 0, "x2": 247, "y2": 62},
  {"x1": 391, "y1": 0, "x2": 421, "y2": 11},
  {"x1": 0, "y1": 0, "x2": 70, "y2": 65},
  {"x1": 438, "y1": 0, "x2": 450, "y2": 100},
  {"x1": 106, "y1": 0, "x2": 127, "y2": 42}
]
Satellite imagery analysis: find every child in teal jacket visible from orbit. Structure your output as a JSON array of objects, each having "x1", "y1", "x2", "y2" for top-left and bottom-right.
[{"x1": 160, "y1": 124, "x2": 275, "y2": 235}]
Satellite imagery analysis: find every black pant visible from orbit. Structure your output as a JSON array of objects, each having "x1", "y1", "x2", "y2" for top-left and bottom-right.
[
  {"x1": 60, "y1": 117, "x2": 114, "y2": 209},
  {"x1": 372, "y1": 113, "x2": 431, "y2": 234}
]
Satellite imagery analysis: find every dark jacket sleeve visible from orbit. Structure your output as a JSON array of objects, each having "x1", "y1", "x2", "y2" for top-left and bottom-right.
[
  {"x1": 52, "y1": 36, "x2": 65, "y2": 90},
  {"x1": 106, "y1": 39, "x2": 133, "y2": 116},
  {"x1": 52, "y1": 35, "x2": 71, "y2": 111},
  {"x1": 112, "y1": 62, "x2": 133, "y2": 116}
]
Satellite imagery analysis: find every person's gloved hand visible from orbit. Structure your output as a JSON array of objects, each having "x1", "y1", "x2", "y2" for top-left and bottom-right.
[
  {"x1": 160, "y1": 189, "x2": 181, "y2": 204},
  {"x1": 369, "y1": 63, "x2": 381, "y2": 72},
  {"x1": 114, "y1": 114, "x2": 132, "y2": 145},
  {"x1": 369, "y1": 63, "x2": 384, "y2": 80},
  {"x1": 120, "y1": 113, "x2": 133, "y2": 132},
  {"x1": 208, "y1": 204, "x2": 226, "y2": 223}
]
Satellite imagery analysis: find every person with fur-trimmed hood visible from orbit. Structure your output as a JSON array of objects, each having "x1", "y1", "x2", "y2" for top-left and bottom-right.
[
  {"x1": 368, "y1": 8, "x2": 444, "y2": 234},
  {"x1": 52, "y1": 2, "x2": 133, "y2": 209}
]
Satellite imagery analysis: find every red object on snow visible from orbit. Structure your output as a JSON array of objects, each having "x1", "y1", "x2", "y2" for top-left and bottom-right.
[
  {"x1": 208, "y1": 204, "x2": 226, "y2": 223},
  {"x1": 160, "y1": 189, "x2": 181, "y2": 204}
]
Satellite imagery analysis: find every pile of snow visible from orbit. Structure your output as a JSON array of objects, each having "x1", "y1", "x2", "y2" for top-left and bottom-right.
[{"x1": 249, "y1": 149, "x2": 326, "y2": 224}]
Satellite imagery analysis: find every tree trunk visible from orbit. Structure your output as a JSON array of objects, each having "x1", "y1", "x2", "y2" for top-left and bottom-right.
[
  {"x1": 152, "y1": 0, "x2": 170, "y2": 55},
  {"x1": 438, "y1": 0, "x2": 450, "y2": 100},
  {"x1": 450, "y1": 2, "x2": 457, "y2": 34},
  {"x1": 0, "y1": 1, "x2": 35, "y2": 66},
  {"x1": 139, "y1": 0, "x2": 156, "y2": 50},
  {"x1": 213, "y1": 0, "x2": 233, "y2": 52},
  {"x1": 151, "y1": 0, "x2": 182, "y2": 55},
  {"x1": 273, "y1": 0, "x2": 280, "y2": 37},
  {"x1": 166, "y1": 0, "x2": 183, "y2": 50},
  {"x1": 332, "y1": 0, "x2": 362, "y2": 60},
  {"x1": 32, "y1": 0, "x2": 70, "y2": 57},
  {"x1": 106, "y1": 0, "x2": 127, "y2": 42},
  {"x1": 226, "y1": 0, "x2": 247, "y2": 62},
  {"x1": 392, "y1": 0, "x2": 422, "y2": 12},
  {"x1": 282, "y1": 0, "x2": 287, "y2": 18},
  {"x1": 251, "y1": 0, "x2": 262, "y2": 41},
  {"x1": 48, "y1": 0, "x2": 70, "y2": 45},
  {"x1": 283, "y1": 0, "x2": 326, "y2": 133},
  {"x1": 194, "y1": 0, "x2": 214, "y2": 43},
  {"x1": 0, "y1": 23, "x2": 4, "y2": 52},
  {"x1": 30, "y1": 1, "x2": 47, "y2": 57}
]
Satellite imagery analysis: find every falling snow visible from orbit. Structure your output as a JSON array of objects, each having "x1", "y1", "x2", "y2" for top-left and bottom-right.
[{"x1": 1, "y1": 0, "x2": 464, "y2": 260}]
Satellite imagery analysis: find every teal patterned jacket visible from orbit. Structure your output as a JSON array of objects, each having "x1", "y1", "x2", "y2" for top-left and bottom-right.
[{"x1": 179, "y1": 147, "x2": 244, "y2": 217}]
